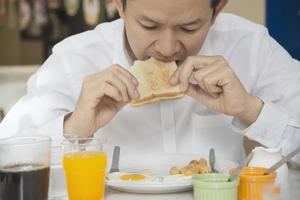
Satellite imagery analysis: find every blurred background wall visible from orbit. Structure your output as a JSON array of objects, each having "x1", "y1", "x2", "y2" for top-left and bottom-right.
[
  {"x1": 0, "y1": 0, "x2": 268, "y2": 65},
  {"x1": 1, "y1": 0, "x2": 300, "y2": 65},
  {"x1": 224, "y1": 0, "x2": 265, "y2": 25},
  {"x1": 0, "y1": 31, "x2": 43, "y2": 65},
  {"x1": 0, "y1": 0, "x2": 117, "y2": 65}
]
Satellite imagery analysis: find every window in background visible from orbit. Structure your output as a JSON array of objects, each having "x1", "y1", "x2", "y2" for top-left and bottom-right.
[
  {"x1": 266, "y1": 0, "x2": 300, "y2": 60},
  {"x1": 0, "y1": 0, "x2": 119, "y2": 65}
]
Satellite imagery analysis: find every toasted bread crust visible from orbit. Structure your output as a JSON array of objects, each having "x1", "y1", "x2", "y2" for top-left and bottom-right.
[
  {"x1": 131, "y1": 93, "x2": 185, "y2": 107},
  {"x1": 130, "y1": 57, "x2": 185, "y2": 106}
]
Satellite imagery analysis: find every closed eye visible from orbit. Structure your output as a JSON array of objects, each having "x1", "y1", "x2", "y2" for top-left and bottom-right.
[
  {"x1": 140, "y1": 24, "x2": 158, "y2": 30},
  {"x1": 181, "y1": 27, "x2": 198, "y2": 33}
]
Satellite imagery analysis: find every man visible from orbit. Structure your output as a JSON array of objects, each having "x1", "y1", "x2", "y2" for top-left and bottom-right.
[{"x1": 0, "y1": 0, "x2": 300, "y2": 163}]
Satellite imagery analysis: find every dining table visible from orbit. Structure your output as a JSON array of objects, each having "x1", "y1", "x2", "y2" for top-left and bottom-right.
[
  {"x1": 104, "y1": 169, "x2": 300, "y2": 200},
  {"x1": 48, "y1": 169, "x2": 300, "y2": 200}
]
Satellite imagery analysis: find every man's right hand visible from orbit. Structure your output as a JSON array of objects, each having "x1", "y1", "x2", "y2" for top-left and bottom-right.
[{"x1": 64, "y1": 64, "x2": 139, "y2": 138}]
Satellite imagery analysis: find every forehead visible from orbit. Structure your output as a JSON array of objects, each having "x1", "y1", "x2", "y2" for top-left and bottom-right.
[{"x1": 125, "y1": 0, "x2": 212, "y2": 23}]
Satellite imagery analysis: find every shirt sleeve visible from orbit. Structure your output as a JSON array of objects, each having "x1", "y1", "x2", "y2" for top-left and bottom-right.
[
  {"x1": 232, "y1": 29, "x2": 300, "y2": 164},
  {"x1": 0, "y1": 53, "x2": 77, "y2": 140}
]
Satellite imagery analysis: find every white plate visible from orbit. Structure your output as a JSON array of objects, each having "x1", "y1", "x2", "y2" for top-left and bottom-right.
[{"x1": 106, "y1": 153, "x2": 236, "y2": 194}]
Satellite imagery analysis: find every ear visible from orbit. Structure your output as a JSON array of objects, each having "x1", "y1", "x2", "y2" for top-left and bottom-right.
[
  {"x1": 211, "y1": 0, "x2": 228, "y2": 24},
  {"x1": 114, "y1": 0, "x2": 125, "y2": 19}
]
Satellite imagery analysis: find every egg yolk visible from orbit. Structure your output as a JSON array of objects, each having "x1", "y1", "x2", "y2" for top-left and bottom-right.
[{"x1": 121, "y1": 174, "x2": 146, "y2": 181}]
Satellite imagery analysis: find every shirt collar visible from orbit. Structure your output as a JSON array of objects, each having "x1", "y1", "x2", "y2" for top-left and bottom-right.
[
  {"x1": 113, "y1": 19, "x2": 134, "y2": 69},
  {"x1": 197, "y1": 29, "x2": 214, "y2": 56}
]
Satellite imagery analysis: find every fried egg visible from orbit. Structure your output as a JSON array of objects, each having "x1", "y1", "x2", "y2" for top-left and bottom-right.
[
  {"x1": 107, "y1": 172, "x2": 191, "y2": 184},
  {"x1": 120, "y1": 174, "x2": 146, "y2": 181},
  {"x1": 107, "y1": 172, "x2": 151, "y2": 182}
]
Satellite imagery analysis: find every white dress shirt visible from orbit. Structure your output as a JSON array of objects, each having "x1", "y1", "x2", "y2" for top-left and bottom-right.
[{"x1": 1, "y1": 13, "x2": 300, "y2": 164}]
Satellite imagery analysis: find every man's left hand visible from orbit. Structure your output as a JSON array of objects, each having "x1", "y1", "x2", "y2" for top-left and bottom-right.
[{"x1": 171, "y1": 55, "x2": 263, "y2": 126}]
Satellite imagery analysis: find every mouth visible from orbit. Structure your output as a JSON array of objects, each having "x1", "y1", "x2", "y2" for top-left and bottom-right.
[
  {"x1": 144, "y1": 54, "x2": 182, "y2": 65},
  {"x1": 175, "y1": 60, "x2": 182, "y2": 66}
]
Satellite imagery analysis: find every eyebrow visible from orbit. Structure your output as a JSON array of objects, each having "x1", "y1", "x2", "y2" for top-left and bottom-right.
[
  {"x1": 139, "y1": 15, "x2": 160, "y2": 24},
  {"x1": 181, "y1": 18, "x2": 203, "y2": 26},
  {"x1": 139, "y1": 15, "x2": 203, "y2": 26}
]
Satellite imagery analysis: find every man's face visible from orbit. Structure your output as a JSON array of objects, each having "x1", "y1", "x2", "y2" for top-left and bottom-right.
[{"x1": 122, "y1": 0, "x2": 215, "y2": 63}]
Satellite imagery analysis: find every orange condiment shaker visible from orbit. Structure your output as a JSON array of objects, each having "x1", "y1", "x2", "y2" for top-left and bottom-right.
[{"x1": 238, "y1": 167, "x2": 278, "y2": 200}]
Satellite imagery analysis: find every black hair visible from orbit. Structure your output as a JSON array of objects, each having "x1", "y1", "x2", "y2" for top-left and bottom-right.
[{"x1": 122, "y1": 0, "x2": 221, "y2": 9}]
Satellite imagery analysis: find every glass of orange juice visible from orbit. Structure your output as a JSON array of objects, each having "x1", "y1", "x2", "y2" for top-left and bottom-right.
[{"x1": 62, "y1": 137, "x2": 107, "y2": 200}]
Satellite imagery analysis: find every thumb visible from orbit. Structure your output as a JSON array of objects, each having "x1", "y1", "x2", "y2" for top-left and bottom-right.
[{"x1": 170, "y1": 68, "x2": 180, "y2": 85}]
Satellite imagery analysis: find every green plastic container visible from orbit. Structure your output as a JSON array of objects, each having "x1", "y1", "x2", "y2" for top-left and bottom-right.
[{"x1": 193, "y1": 173, "x2": 239, "y2": 200}]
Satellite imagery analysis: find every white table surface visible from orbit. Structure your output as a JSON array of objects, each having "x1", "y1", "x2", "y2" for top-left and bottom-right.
[
  {"x1": 50, "y1": 169, "x2": 300, "y2": 200},
  {"x1": 105, "y1": 169, "x2": 300, "y2": 200}
]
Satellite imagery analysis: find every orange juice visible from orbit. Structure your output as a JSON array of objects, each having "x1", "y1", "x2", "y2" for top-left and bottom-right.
[{"x1": 63, "y1": 151, "x2": 107, "y2": 200}]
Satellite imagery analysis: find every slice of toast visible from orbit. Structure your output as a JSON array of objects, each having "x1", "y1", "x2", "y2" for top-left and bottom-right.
[{"x1": 130, "y1": 57, "x2": 184, "y2": 106}]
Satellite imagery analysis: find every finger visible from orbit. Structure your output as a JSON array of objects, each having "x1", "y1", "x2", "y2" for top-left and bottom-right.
[
  {"x1": 193, "y1": 61, "x2": 224, "y2": 97},
  {"x1": 99, "y1": 82, "x2": 123, "y2": 102},
  {"x1": 178, "y1": 57, "x2": 198, "y2": 92},
  {"x1": 115, "y1": 71, "x2": 139, "y2": 100},
  {"x1": 186, "y1": 84, "x2": 218, "y2": 108},
  {"x1": 170, "y1": 68, "x2": 180, "y2": 85},
  {"x1": 199, "y1": 64, "x2": 232, "y2": 95},
  {"x1": 178, "y1": 56, "x2": 220, "y2": 92},
  {"x1": 105, "y1": 75, "x2": 129, "y2": 101},
  {"x1": 190, "y1": 55, "x2": 225, "y2": 66},
  {"x1": 200, "y1": 75, "x2": 223, "y2": 98},
  {"x1": 192, "y1": 61, "x2": 222, "y2": 81},
  {"x1": 116, "y1": 65, "x2": 139, "y2": 86},
  {"x1": 113, "y1": 65, "x2": 140, "y2": 99}
]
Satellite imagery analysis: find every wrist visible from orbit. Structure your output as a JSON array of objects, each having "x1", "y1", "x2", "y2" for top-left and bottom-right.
[
  {"x1": 63, "y1": 113, "x2": 77, "y2": 137},
  {"x1": 63, "y1": 112, "x2": 94, "y2": 138},
  {"x1": 235, "y1": 96, "x2": 264, "y2": 126}
]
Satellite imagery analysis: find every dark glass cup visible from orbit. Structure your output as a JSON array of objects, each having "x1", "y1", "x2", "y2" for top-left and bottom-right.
[{"x1": 0, "y1": 136, "x2": 51, "y2": 200}]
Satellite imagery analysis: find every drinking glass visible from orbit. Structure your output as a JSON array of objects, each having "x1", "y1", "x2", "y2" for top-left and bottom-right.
[
  {"x1": 62, "y1": 137, "x2": 107, "y2": 200},
  {"x1": 49, "y1": 138, "x2": 68, "y2": 200},
  {"x1": 0, "y1": 136, "x2": 51, "y2": 200}
]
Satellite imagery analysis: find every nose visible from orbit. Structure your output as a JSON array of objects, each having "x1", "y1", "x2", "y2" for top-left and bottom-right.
[{"x1": 155, "y1": 30, "x2": 180, "y2": 60}]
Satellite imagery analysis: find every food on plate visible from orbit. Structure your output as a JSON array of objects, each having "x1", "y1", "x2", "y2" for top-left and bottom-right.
[
  {"x1": 120, "y1": 174, "x2": 146, "y2": 181},
  {"x1": 169, "y1": 158, "x2": 209, "y2": 176},
  {"x1": 130, "y1": 57, "x2": 185, "y2": 106},
  {"x1": 169, "y1": 167, "x2": 181, "y2": 175},
  {"x1": 106, "y1": 171, "x2": 191, "y2": 184},
  {"x1": 107, "y1": 172, "x2": 149, "y2": 182}
]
